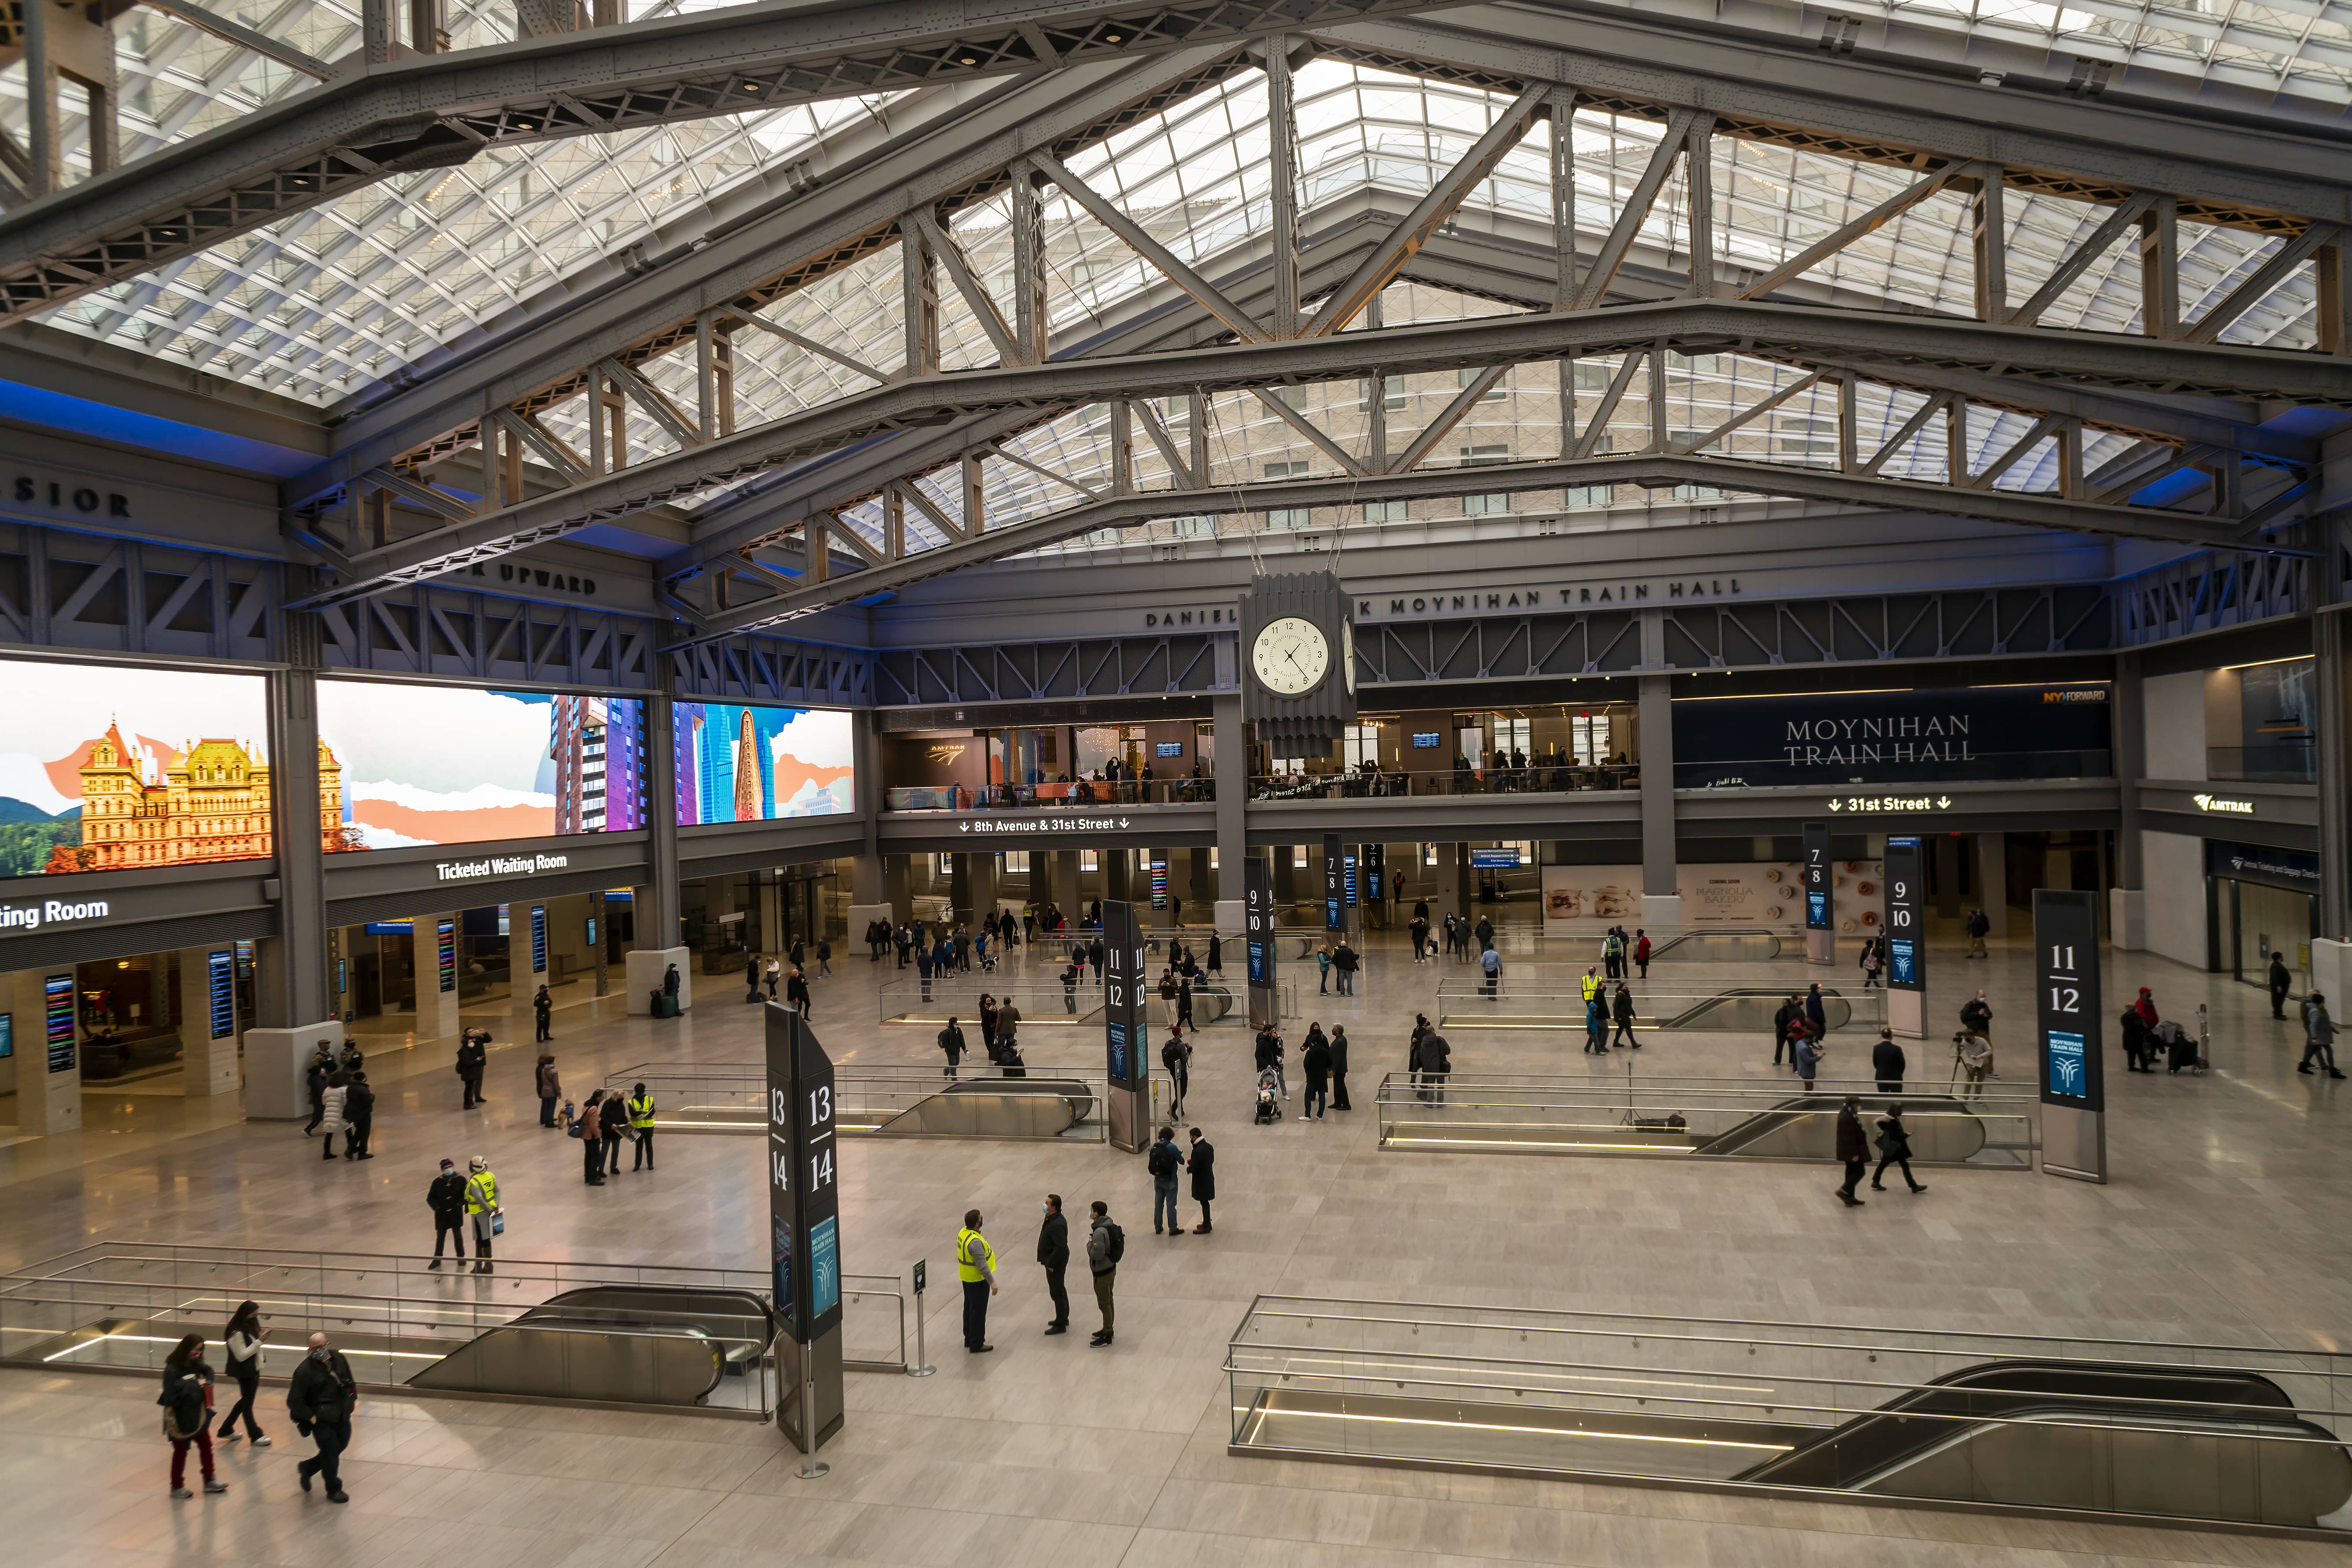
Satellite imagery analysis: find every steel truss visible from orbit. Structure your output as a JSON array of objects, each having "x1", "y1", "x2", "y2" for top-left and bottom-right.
[
  {"x1": 0, "y1": 0, "x2": 1430, "y2": 324},
  {"x1": 0, "y1": 522, "x2": 281, "y2": 663},
  {"x1": 873, "y1": 633, "x2": 1223, "y2": 705}
]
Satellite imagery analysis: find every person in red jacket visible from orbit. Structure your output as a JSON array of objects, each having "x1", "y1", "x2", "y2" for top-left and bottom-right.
[{"x1": 1633, "y1": 928, "x2": 1652, "y2": 978}]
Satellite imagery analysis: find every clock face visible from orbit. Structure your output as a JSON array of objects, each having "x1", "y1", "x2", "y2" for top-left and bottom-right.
[{"x1": 1252, "y1": 617, "x2": 1331, "y2": 696}]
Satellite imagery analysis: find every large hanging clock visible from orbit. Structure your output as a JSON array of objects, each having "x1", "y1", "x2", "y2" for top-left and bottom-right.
[
  {"x1": 1251, "y1": 616, "x2": 1330, "y2": 695},
  {"x1": 1239, "y1": 570, "x2": 1356, "y2": 751}
]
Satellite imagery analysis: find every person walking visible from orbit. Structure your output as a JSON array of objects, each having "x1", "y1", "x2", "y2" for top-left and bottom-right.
[
  {"x1": 456, "y1": 1030, "x2": 487, "y2": 1109},
  {"x1": 1804, "y1": 983, "x2": 1827, "y2": 1040},
  {"x1": 302, "y1": 1043, "x2": 331, "y2": 1135},
  {"x1": 1833, "y1": 1097, "x2": 1869, "y2": 1207},
  {"x1": 464, "y1": 1156, "x2": 499, "y2": 1274},
  {"x1": 955, "y1": 1209, "x2": 998, "y2": 1354},
  {"x1": 627, "y1": 1082, "x2": 657, "y2": 1170},
  {"x1": 578, "y1": 1091, "x2": 608, "y2": 1186},
  {"x1": 286, "y1": 1331, "x2": 356, "y2": 1503},
  {"x1": 2301, "y1": 991, "x2": 2346, "y2": 1077},
  {"x1": 217, "y1": 1302, "x2": 270, "y2": 1449},
  {"x1": 160, "y1": 1334, "x2": 227, "y2": 1500},
  {"x1": 426, "y1": 1158, "x2": 469, "y2": 1268},
  {"x1": 1301, "y1": 1031, "x2": 1332, "y2": 1119},
  {"x1": 1158, "y1": 972, "x2": 1180, "y2": 1031},
  {"x1": 1254, "y1": 1025, "x2": 1286, "y2": 1099},
  {"x1": 1610, "y1": 983, "x2": 1638, "y2": 1049},
  {"x1": 1187, "y1": 1128, "x2": 1216, "y2": 1233},
  {"x1": 1772, "y1": 995, "x2": 1801, "y2": 1067},
  {"x1": 340, "y1": 1071, "x2": 375, "y2": 1160},
  {"x1": 978, "y1": 994, "x2": 1000, "y2": 1060},
  {"x1": 533, "y1": 984, "x2": 553, "y2": 1042},
  {"x1": 1329, "y1": 1025, "x2": 1353, "y2": 1111},
  {"x1": 1633, "y1": 928, "x2": 1651, "y2": 979},
  {"x1": 317, "y1": 1072, "x2": 349, "y2": 1161},
  {"x1": 1871, "y1": 1028, "x2": 1906, "y2": 1093},
  {"x1": 816, "y1": 937, "x2": 832, "y2": 978},
  {"x1": 1086, "y1": 1202, "x2": 1121, "y2": 1346},
  {"x1": 2269, "y1": 953, "x2": 2294, "y2": 1020},
  {"x1": 1960, "y1": 990, "x2": 1994, "y2": 1077},
  {"x1": 1480, "y1": 943, "x2": 1501, "y2": 997},
  {"x1": 1965, "y1": 907, "x2": 1990, "y2": 959},
  {"x1": 1584, "y1": 992, "x2": 1607, "y2": 1054},
  {"x1": 1419, "y1": 1025, "x2": 1451, "y2": 1105},
  {"x1": 1871, "y1": 1105, "x2": 1929, "y2": 1193},
  {"x1": 1037, "y1": 1194, "x2": 1071, "y2": 1335},
  {"x1": 1161, "y1": 1027, "x2": 1191, "y2": 1117},
  {"x1": 1860, "y1": 939, "x2": 1883, "y2": 989},
  {"x1": 786, "y1": 966, "x2": 812, "y2": 1020},
  {"x1": 1957, "y1": 1032, "x2": 1990, "y2": 1098},
  {"x1": 536, "y1": 1054, "x2": 562, "y2": 1127},
  {"x1": 1206, "y1": 932, "x2": 1222, "y2": 977},
  {"x1": 938, "y1": 1016, "x2": 966, "y2": 1080},
  {"x1": 916, "y1": 944, "x2": 935, "y2": 1002},
  {"x1": 1148, "y1": 1126, "x2": 1186, "y2": 1234},
  {"x1": 744, "y1": 952, "x2": 763, "y2": 1004},
  {"x1": 1176, "y1": 973, "x2": 1195, "y2": 1034}
]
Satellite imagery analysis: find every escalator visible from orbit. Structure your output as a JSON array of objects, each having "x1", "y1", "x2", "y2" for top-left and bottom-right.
[
  {"x1": 1664, "y1": 986, "x2": 1852, "y2": 1033},
  {"x1": 869, "y1": 1076, "x2": 1100, "y2": 1138},
  {"x1": 1693, "y1": 1093, "x2": 1985, "y2": 1163},
  {"x1": 1650, "y1": 929, "x2": 1784, "y2": 963},
  {"x1": 407, "y1": 1283, "x2": 773, "y2": 1407},
  {"x1": 1736, "y1": 1358, "x2": 2352, "y2": 1529}
]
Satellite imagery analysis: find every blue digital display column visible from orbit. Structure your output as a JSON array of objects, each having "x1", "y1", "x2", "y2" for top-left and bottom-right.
[
  {"x1": 1883, "y1": 836, "x2": 1924, "y2": 1038},
  {"x1": 530, "y1": 905, "x2": 548, "y2": 975},
  {"x1": 43, "y1": 974, "x2": 75, "y2": 1073},
  {"x1": 207, "y1": 951, "x2": 236, "y2": 1039}
]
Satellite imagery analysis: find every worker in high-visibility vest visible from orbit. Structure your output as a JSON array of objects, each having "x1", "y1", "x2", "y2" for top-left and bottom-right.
[
  {"x1": 1579, "y1": 968, "x2": 1601, "y2": 1005},
  {"x1": 954, "y1": 1209, "x2": 998, "y2": 1354},
  {"x1": 463, "y1": 1157, "x2": 499, "y2": 1276},
  {"x1": 626, "y1": 1083, "x2": 657, "y2": 1172}
]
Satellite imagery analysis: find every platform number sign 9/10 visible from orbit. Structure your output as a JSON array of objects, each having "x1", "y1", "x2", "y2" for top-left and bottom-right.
[{"x1": 1882, "y1": 837, "x2": 1923, "y2": 991}]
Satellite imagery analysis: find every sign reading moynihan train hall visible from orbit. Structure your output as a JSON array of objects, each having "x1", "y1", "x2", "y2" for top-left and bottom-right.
[{"x1": 1673, "y1": 684, "x2": 2112, "y2": 788}]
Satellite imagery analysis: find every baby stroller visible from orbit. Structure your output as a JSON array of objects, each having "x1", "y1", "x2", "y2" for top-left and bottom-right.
[
  {"x1": 1254, "y1": 1067, "x2": 1283, "y2": 1124},
  {"x1": 2153, "y1": 1018, "x2": 2203, "y2": 1074}
]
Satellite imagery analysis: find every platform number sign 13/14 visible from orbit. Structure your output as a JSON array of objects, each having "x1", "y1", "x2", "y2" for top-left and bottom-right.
[
  {"x1": 766, "y1": 1005, "x2": 843, "y2": 1342},
  {"x1": 2035, "y1": 889, "x2": 2103, "y2": 1113}
]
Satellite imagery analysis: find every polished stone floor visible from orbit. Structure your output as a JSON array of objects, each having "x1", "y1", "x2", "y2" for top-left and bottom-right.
[{"x1": 2, "y1": 920, "x2": 2348, "y2": 1568}]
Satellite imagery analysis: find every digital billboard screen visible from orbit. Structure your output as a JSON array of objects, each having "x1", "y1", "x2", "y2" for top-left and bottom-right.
[
  {"x1": 0, "y1": 655, "x2": 270, "y2": 880},
  {"x1": 316, "y1": 681, "x2": 645, "y2": 849},
  {"x1": 673, "y1": 703, "x2": 853, "y2": 825}
]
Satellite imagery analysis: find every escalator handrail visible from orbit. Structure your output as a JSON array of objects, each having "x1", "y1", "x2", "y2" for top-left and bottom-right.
[
  {"x1": 533, "y1": 1283, "x2": 777, "y2": 1344},
  {"x1": 405, "y1": 1318, "x2": 731, "y2": 1403}
]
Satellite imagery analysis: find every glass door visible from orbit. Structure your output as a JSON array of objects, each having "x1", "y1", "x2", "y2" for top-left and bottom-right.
[{"x1": 2230, "y1": 879, "x2": 2313, "y2": 991}]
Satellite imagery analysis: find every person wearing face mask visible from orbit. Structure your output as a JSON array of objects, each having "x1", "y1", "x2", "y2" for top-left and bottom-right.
[
  {"x1": 285, "y1": 1332, "x2": 357, "y2": 1503},
  {"x1": 1036, "y1": 1193, "x2": 1071, "y2": 1336}
]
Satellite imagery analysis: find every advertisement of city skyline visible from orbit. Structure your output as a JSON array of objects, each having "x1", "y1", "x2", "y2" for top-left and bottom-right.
[
  {"x1": 675, "y1": 703, "x2": 853, "y2": 825},
  {"x1": 0, "y1": 663, "x2": 651, "y2": 880}
]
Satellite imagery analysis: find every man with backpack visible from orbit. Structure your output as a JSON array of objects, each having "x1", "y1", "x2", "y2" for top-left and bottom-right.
[
  {"x1": 1161, "y1": 1028, "x2": 1191, "y2": 1117},
  {"x1": 1147, "y1": 1127, "x2": 1185, "y2": 1236},
  {"x1": 937, "y1": 1017, "x2": 966, "y2": 1080},
  {"x1": 1086, "y1": 1201, "x2": 1122, "y2": 1346}
]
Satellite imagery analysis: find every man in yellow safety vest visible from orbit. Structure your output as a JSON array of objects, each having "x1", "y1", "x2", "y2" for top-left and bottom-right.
[
  {"x1": 954, "y1": 1209, "x2": 998, "y2": 1354},
  {"x1": 627, "y1": 1083, "x2": 656, "y2": 1171}
]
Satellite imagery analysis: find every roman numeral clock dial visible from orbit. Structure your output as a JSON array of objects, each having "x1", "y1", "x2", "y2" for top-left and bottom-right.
[{"x1": 1251, "y1": 617, "x2": 1330, "y2": 696}]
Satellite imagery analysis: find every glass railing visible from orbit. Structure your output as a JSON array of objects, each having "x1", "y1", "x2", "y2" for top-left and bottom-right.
[
  {"x1": 1372, "y1": 1073, "x2": 2037, "y2": 1165},
  {"x1": 600, "y1": 1060, "x2": 1180, "y2": 1143},
  {"x1": 1432, "y1": 973, "x2": 1886, "y2": 1032},
  {"x1": 1225, "y1": 1295, "x2": 2352, "y2": 1534},
  {"x1": 885, "y1": 780, "x2": 1215, "y2": 810},
  {"x1": 2207, "y1": 743, "x2": 2316, "y2": 783},
  {"x1": 1250, "y1": 768, "x2": 1636, "y2": 799}
]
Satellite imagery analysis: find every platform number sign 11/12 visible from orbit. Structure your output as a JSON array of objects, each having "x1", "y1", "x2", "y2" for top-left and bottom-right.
[
  {"x1": 1882, "y1": 837, "x2": 1923, "y2": 991},
  {"x1": 2035, "y1": 889, "x2": 2103, "y2": 1113}
]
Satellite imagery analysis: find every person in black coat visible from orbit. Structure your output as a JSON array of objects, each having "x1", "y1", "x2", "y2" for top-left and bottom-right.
[
  {"x1": 160, "y1": 1334, "x2": 226, "y2": 1498},
  {"x1": 455, "y1": 1030, "x2": 487, "y2": 1108},
  {"x1": 1037, "y1": 1194, "x2": 1071, "y2": 1334},
  {"x1": 662, "y1": 964, "x2": 681, "y2": 997},
  {"x1": 286, "y1": 1332, "x2": 358, "y2": 1502},
  {"x1": 1871, "y1": 1029, "x2": 1906, "y2": 1093},
  {"x1": 2120, "y1": 1005, "x2": 2151, "y2": 1072},
  {"x1": 1804, "y1": 984, "x2": 1828, "y2": 1039},
  {"x1": 937, "y1": 1018, "x2": 966, "y2": 1080},
  {"x1": 427, "y1": 1158, "x2": 469, "y2": 1267},
  {"x1": 1328, "y1": 1025, "x2": 1352, "y2": 1111},
  {"x1": 533, "y1": 984, "x2": 553, "y2": 1041},
  {"x1": 1301, "y1": 1031, "x2": 1333, "y2": 1119},
  {"x1": 1834, "y1": 1098, "x2": 1869, "y2": 1206},
  {"x1": 302, "y1": 1045, "x2": 332, "y2": 1135},
  {"x1": 1186, "y1": 1128, "x2": 1216, "y2": 1233},
  {"x1": 786, "y1": 967, "x2": 812, "y2": 1020},
  {"x1": 1771, "y1": 997, "x2": 1800, "y2": 1066},
  {"x1": 1610, "y1": 984, "x2": 1638, "y2": 1049},
  {"x1": 1871, "y1": 1105, "x2": 1928, "y2": 1194},
  {"x1": 2269, "y1": 954, "x2": 2294, "y2": 1020}
]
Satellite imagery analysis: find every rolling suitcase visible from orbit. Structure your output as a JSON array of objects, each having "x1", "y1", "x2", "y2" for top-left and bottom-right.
[{"x1": 2156, "y1": 1020, "x2": 2198, "y2": 1073}]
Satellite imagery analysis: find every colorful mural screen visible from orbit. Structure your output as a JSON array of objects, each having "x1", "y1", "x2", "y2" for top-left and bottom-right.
[
  {"x1": 315, "y1": 682, "x2": 645, "y2": 849},
  {"x1": 0, "y1": 656, "x2": 273, "y2": 879},
  {"x1": 673, "y1": 703, "x2": 853, "y2": 825}
]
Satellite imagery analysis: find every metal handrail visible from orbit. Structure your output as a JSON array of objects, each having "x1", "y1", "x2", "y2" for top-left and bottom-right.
[
  {"x1": 1228, "y1": 1293, "x2": 2352, "y2": 1368},
  {"x1": 0, "y1": 1242, "x2": 764, "y2": 1289}
]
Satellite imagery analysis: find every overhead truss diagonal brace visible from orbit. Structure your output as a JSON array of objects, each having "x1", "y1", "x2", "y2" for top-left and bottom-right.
[{"x1": 1028, "y1": 148, "x2": 1271, "y2": 343}]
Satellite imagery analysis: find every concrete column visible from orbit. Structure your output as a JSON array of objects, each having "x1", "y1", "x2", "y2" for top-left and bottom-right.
[
  {"x1": 1274, "y1": 847, "x2": 1299, "y2": 907},
  {"x1": 412, "y1": 913, "x2": 461, "y2": 1041},
  {"x1": 845, "y1": 710, "x2": 891, "y2": 937},
  {"x1": 949, "y1": 853, "x2": 973, "y2": 919},
  {"x1": 2318, "y1": 607, "x2": 2350, "y2": 942},
  {"x1": 1637, "y1": 672, "x2": 1680, "y2": 923},
  {"x1": 1188, "y1": 847, "x2": 1212, "y2": 922},
  {"x1": 1977, "y1": 835, "x2": 2009, "y2": 939},
  {"x1": 258, "y1": 654, "x2": 331, "y2": 1031},
  {"x1": 1453, "y1": 843, "x2": 1472, "y2": 919},
  {"x1": 640, "y1": 692, "x2": 682, "y2": 951},
  {"x1": 1930, "y1": 835, "x2": 1964, "y2": 918},
  {"x1": 885, "y1": 854, "x2": 913, "y2": 921},
  {"x1": 967, "y1": 852, "x2": 1000, "y2": 924},
  {"x1": 2110, "y1": 650, "x2": 2148, "y2": 948},
  {"x1": 174, "y1": 947, "x2": 242, "y2": 1098},
  {"x1": 1053, "y1": 850, "x2": 1080, "y2": 918},
  {"x1": 1213, "y1": 691, "x2": 1249, "y2": 929},
  {"x1": 7, "y1": 967, "x2": 82, "y2": 1134},
  {"x1": 1104, "y1": 848, "x2": 1133, "y2": 905}
]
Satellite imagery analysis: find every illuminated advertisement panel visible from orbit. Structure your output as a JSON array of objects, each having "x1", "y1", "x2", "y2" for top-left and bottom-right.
[
  {"x1": 0, "y1": 656, "x2": 270, "y2": 879},
  {"x1": 315, "y1": 681, "x2": 645, "y2": 849},
  {"x1": 673, "y1": 703, "x2": 853, "y2": 825}
]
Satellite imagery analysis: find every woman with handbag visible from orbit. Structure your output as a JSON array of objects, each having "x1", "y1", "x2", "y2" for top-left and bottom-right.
[
  {"x1": 216, "y1": 1301, "x2": 271, "y2": 1448},
  {"x1": 159, "y1": 1333, "x2": 228, "y2": 1499},
  {"x1": 465, "y1": 1156, "x2": 501, "y2": 1274}
]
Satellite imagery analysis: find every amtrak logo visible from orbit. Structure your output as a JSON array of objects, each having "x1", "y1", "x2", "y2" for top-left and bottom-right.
[{"x1": 2193, "y1": 794, "x2": 2254, "y2": 815}]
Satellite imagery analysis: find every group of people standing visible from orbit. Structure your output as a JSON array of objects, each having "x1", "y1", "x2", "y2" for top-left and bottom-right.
[
  {"x1": 302, "y1": 1040, "x2": 374, "y2": 1161},
  {"x1": 1577, "y1": 968, "x2": 1639, "y2": 1052}
]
